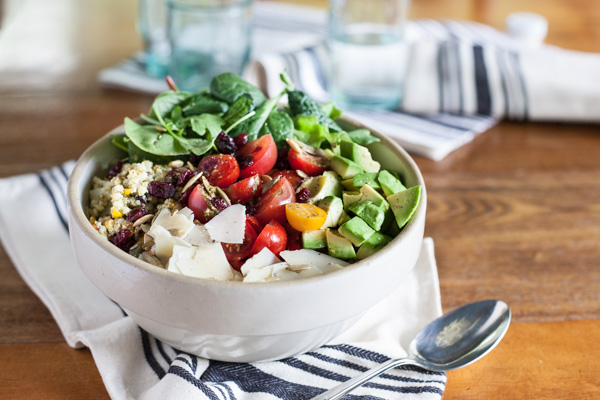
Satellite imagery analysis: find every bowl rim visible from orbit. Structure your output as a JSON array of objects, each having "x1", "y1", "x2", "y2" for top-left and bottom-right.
[{"x1": 67, "y1": 114, "x2": 426, "y2": 291}]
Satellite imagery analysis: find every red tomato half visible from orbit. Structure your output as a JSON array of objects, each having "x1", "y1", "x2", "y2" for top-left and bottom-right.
[
  {"x1": 271, "y1": 169, "x2": 304, "y2": 190},
  {"x1": 282, "y1": 222, "x2": 302, "y2": 251},
  {"x1": 187, "y1": 186, "x2": 210, "y2": 223},
  {"x1": 225, "y1": 174, "x2": 261, "y2": 204},
  {"x1": 199, "y1": 154, "x2": 240, "y2": 188},
  {"x1": 288, "y1": 147, "x2": 329, "y2": 176},
  {"x1": 222, "y1": 217, "x2": 258, "y2": 270},
  {"x1": 250, "y1": 220, "x2": 287, "y2": 257},
  {"x1": 254, "y1": 176, "x2": 296, "y2": 226},
  {"x1": 237, "y1": 134, "x2": 278, "y2": 179}
]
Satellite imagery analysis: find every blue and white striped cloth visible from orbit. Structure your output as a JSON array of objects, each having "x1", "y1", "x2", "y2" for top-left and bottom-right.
[{"x1": 0, "y1": 162, "x2": 445, "y2": 399}]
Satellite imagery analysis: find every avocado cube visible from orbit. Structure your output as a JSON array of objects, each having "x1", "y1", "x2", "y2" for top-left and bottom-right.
[
  {"x1": 377, "y1": 170, "x2": 407, "y2": 197},
  {"x1": 326, "y1": 229, "x2": 356, "y2": 260},
  {"x1": 387, "y1": 185, "x2": 422, "y2": 230},
  {"x1": 338, "y1": 216, "x2": 376, "y2": 247},
  {"x1": 341, "y1": 178, "x2": 356, "y2": 191},
  {"x1": 302, "y1": 230, "x2": 327, "y2": 250},
  {"x1": 347, "y1": 200, "x2": 386, "y2": 231},
  {"x1": 338, "y1": 210, "x2": 352, "y2": 226},
  {"x1": 342, "y1": 191, "x2": 362, "y2": 209},
  {"x1": 298, "y1": 170, "x2": 342, "y2": 204},
  {"x1": 330, "y1": 155, "x2": 364, "y2": 179},
  {"x1": 339, "y1": 141, "x2": 380, "y2": 173},
  {"x1": 356, "y1": 232, "x2": 393, "y2": 260},
  {"x1": 359, "y1": 184, "x2": 389, "y2": 211},
  {"x1": 318, "y1": 196, "x2": 344, "y2": 229},
  {"x1": 352, "y1": 172, "x2": 381, "y2": 190}
]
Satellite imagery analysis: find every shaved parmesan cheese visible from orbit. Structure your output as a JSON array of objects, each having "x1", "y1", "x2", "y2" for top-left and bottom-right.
[
  {"x1": 150, "y1": 225, "x2": 192, "y2": 264},
  {"x1": 240, "y1": 248, "x2": 281, "y2": 276},
  {"x1": 279, "y1": 249, "x2": 349, "y2": 269},
  {"x1": 168, "y1": 243, "x2": 233, "y2": 281},
  {"x1": 184, "y1": 224, "x2": 213, "y2": 247},
  {"x1": 204, "y1": 204, "x2": 246, "y2": 244},
  {"x1": 243, "y1": 265, "x2": 274, "y2": 283},
  {"x1": 149, "y1": 208, "x2": 195, "y2": 238}
]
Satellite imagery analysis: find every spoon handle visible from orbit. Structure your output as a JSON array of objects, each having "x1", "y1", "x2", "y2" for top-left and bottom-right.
[{"x1": 311, "y1": 357, "x2": 415, "y2": 400}]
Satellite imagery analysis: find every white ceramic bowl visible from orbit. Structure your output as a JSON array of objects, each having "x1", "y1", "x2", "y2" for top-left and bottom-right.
[{"x1": 67, "y1": 117, "x2": 426, "y2": 362}]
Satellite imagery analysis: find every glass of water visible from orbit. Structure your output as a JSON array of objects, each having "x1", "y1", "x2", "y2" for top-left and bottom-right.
[
  {"x1": 327, "y1": 0, "x2": 411, "y2": 110},
  {"x1": 138, "y1": 0, "x2": 170, "y2": 78},
  {"x1": 168, "y1": 0, "x2": 253, "y2": 92}
]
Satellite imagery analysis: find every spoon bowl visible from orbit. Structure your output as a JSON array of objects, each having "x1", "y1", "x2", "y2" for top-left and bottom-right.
[{"x1": 313, "y1": 299, "x2": 511, "y2": 399}]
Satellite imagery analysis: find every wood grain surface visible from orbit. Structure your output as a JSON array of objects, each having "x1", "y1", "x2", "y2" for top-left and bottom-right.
[{"x1": 1, "y1": 0, "x2": 599, "y2": 398}]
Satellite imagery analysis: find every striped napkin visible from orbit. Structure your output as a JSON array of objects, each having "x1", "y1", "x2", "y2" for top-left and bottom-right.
[{"x1": 0, "y1": 162, "x2": 445, "y2": 400}]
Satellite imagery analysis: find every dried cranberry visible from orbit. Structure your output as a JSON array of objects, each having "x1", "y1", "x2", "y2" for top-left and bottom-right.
[
  {"x1": 148, "y1": 181, "x2": 176, "y2": 198},
  {"x1": 199, "y1": 156, "x2": 219, "y2": 173},
  {"x1": 107, "y1": 160, "x2": 124, "y2": 178},
  {"x1": 109, "y1": 229, "x2": 135, "y2": 252},
  {"x1": 177, "y1": 169, "x2": 197, "y2": 187},
  {"x1": 238, "y1": 155, "x2": 254, "y2": 169},
  {"x1": 233, "y1": 133, "x2": 248, "y2": 147},
  {"x1": 127, "y1": 206, "x2": 148, "y2": 223},
  {"x1": 180, "y1": 186, "x2": 194, "y2": 206},
  {"x1": 211, "y1": 197, "x2": 229, "y2": 211},
  {"x1": 275, "y1": 145, "x2": 290, "y2": 170},
  {"x1": 215, "y1": 131, "x2": 237, "y2": 154},
  {"x1": 164, "y1": 169, "x2": 179, "y2": 184},
  {"x1": 189, "y1": 154, "x2": 202, "y2": 167},
  {"x1": 135, "y1": 195, "x2": 147, "y2": 204},
  {"x1": 246, "y1": 204, "x2": 257, "y2": 216},
  {"x1": 296, "y1": 188, "x2": 311, "y2": 202}
]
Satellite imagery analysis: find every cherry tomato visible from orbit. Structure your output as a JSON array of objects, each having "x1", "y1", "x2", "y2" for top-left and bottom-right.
[
  {"x1": 225, "y1": 174, "x2": 261, "y2": 204},
  {"x1": 288, "y1": 146, "x2": 329, "y2": 176},
  {"x1": 271, "y1": 169, "x2": 304, "y2": 190},
  {"x1": 285, "y1": 203, "x2": 327, "y2": 232},
  {"x1": 254, "y1": 176, "x2": 296, "y2": 226},
  {"x1": 282, "y1": 222, "x2": 302, "y2": 251},
  {"x1": 187, "y1": 186, "x2": 210, "y2": 223},
  {"x1": 237, "y1": 134, "x2": 278, "y2": 179},
  {"x1": 222, "y1": 217, "x2": 258, "y2": 270},
  {"x1": 250, "y1": 220, "x2": 287, "y2": 257},
  {"x1": 199, "y1": 154, "x2": 240, "y2": 188},
  {"x1": 246, "y1": 215, "x2": 263, "y2": 234}
]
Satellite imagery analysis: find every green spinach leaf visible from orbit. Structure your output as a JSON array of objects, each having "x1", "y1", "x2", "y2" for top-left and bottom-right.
[
  {"x1": 148, "y1": 91, "x2": 193, "y2": 119},
  {"x1": 287, "y1": 90, "x2": 343, "y2": 132},
  {"x1": 181, "y1": 93, "x2": 229, "y2": 116},
  {"x1": 260, "y1": 110, "x2": 294, "y2": 146},
  {"x1": 124, "y1": 118, "x2": 189, "y2": 156},
  {"x1": 347, "y1": 128, "x2": 380, "y2": 146},
  {"x1": 210, "y1": 72, "x2": 266, "y2": 106}
]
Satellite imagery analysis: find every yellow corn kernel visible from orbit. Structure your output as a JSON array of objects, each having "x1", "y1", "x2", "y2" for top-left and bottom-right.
[
  {"x1": 89, "y1": 217, "x2": 97, "y2": 224},
  {"x1": 111, "y1": 208, "x2": 123, "y2": 218},
  {"x1": 104, "y1": 219, "x2": 114, "y2": 229},
  {"x1": 123, "y1": 188, "x2": 132, "y2": 196}
]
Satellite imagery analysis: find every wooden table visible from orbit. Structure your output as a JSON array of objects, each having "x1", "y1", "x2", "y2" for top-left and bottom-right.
[{"x1": 1, "y1": 0, "x2": 599, "y2": 398}]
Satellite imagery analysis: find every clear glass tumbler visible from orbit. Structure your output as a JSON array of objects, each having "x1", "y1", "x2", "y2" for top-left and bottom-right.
[
  {"x1": 327, "y1": 0, "x2": 411, "y2": 110},
  {"x1": 168, "y1": 0, "x2": 253, "y2": 92},
  {"x1": 138, "y1": 0, "x2": 170, "y2": 78}
]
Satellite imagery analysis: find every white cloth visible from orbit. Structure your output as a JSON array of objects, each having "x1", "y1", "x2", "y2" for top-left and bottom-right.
[{"x1": 0, "y1": 162, "x2": 445, "y2": 400}]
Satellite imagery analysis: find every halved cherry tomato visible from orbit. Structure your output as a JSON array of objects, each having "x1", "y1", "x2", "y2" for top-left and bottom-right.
[
  {"x1": 288, "y1": 147, "x2": 329, "y2": 176},
  {"x1": 246, "y1": 215, "x2": 263, "y2": 234},
  {"x1": 282, "y1": 222, "x2": 302, "y2": 251},
  {"x1": 187, "y1": 186, "x2": 210, "y2": 223},
  {"x1": 254, "y1": 176, "x2": 296, "y2": 226},
  {"x1": 237, "y1": 134, "x2": 278, "y2": 179},
  {"x1": 250, "y1": 220, "x2": 287, "y2": 257},
  {"x1": 199, "y1": 154, "x2": 240, "y2": 188},
  {"x1": 285, "y1": 203, "x2": 327, "y2": 232},
  {"x1": 271, "y1": 169, "x2": 304, "y2": 190},
  {"x1": 222, "y1": 217, "x2": 259, "y2": 270},
  {"x1": 225, "y1": 174, "x2": 260, "y2": 204}
]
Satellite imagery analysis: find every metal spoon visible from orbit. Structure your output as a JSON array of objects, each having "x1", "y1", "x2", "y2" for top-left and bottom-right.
[{"x1": 312, "y1": 299, "x2": 511, "y2": 400}]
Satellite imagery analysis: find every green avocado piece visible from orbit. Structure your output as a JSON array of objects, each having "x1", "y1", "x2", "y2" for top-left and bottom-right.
[
  {"x1": 338, "y1": 216, "x2": 376, "y2": 247},
  {"x1": 359, "y1": 184, "x2": 389, "y2": 211},
  {"x1": 342, "y1": 191, "x2": 362, "y2": 209},
  {"x1": 377, "y1": 170, "x2": 407, "y2": 197},
  {"x1": 302, "y1": 230, "x2": 327, "y2": 250},
  {"x1": 347, "y1": 200, "x2": 386, "y2": 231},
  {"x1": 340, "y1": 141, "x2": 380, "y2": 173},
  {"x1": 330, "y1": 155, "x2": 364, "y2": 179},
  {"x1": 297, "y1": 171, "x2": 342, "y2": 204},
  {"x1": 317, "y1": 196, "x2": 344, "y2": 229},
  {"x1": 341, "y1": 178, "x2": 356, "y2": 191},
  {"x1": 326, "y1": 229, "x2": 356, "y2": 260},
  {"x1": 352, "y1": 172, "x2": 381, "y2": 190},
  {"x1": 338, "y1": 210, "x2": 352, "y2": 226},
  {"x1": 356, "y1": 232, "x2": 393, "y2": 260},
  {"x1": 387, "y1": 185, "x2": 422, "y2": 230}
]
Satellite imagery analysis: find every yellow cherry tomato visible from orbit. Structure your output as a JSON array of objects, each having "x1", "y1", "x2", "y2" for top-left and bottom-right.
[{"x1": 285, "y1": 203, "x2": 327, "y2": 232}]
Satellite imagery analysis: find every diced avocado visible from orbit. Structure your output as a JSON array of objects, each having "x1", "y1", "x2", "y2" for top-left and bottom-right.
[
  {"x1": 323, "y1": 148, "x2": 337, "y2": 159},
  {"x1": 352, "y1": 172, "x2": 381, "y2": 190},
  {"x1": 338, "y1": 210, "x2": 352, "y2": 226},
  {"x1": 347, "y1": 200, "x2": 386, "y2": 231},
  {"x1": 377, "y1": 170, "x2": 407, "y2": 197},
  {"x1": 330, "y1": 155, "x2": 364, "y2": 179},
  {"x1": 326, "y1": 229, "x2": 356, "y2": 260},
  {"x1": 387, "y1": 185, "x2": 421, "y2": 230},
  {"x1": 297, "y1": 170, "x2": 342, "y2": 204},
  {"x1": 356, "y1": 232, "x2": 393, "y2": 260},
  {"x1": 342, "y1": 191, "x2": 362, "y2": 209},
  {"x1": 338, "y1": 216, "x2": 376, "y2": 247},
  {"x1": 341, "y1": 178, "x2": 355, "y2": 191},
  {"x1": 302, "y1": 230, "x2": 327, "y2": 250},
  {"x1": 340, "y1": 141, "x2": 380, "y2": 173},
  {"x1": 359, "y1": 184, "x2": 389, "y2": 210},
  {"x1": 318, "y1": 196, "x2": 344, "y2": 229}
]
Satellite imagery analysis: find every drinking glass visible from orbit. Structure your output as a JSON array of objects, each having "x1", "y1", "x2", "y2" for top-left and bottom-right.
[{"x1": 138, "y1": 0, "x2": 170, "y2": 78}]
